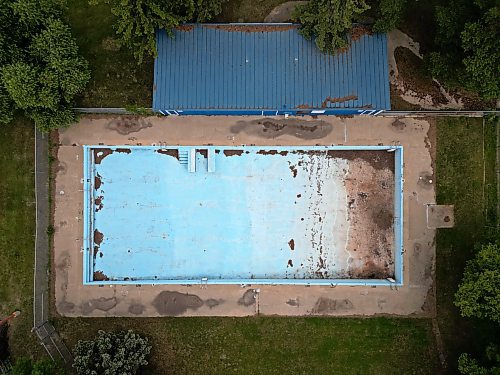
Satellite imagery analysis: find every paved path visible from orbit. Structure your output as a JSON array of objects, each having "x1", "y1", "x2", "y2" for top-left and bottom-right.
[{"x1": 33, "y1": 128, "x2": 72, "y2": 364}]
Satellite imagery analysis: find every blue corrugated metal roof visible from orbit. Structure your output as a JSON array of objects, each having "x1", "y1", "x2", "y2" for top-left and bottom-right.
[{"x1": 153, "y1": 24, "x2": 390, "y2": 113}]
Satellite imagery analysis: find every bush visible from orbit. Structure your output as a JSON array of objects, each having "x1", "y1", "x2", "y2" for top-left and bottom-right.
[{"x1": 73, "y1": 330, "x2": 151, "y2": 375}]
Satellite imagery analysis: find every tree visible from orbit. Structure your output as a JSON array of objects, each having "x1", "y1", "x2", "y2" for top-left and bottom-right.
[
  {"x1": 425, "y1": 0, "x2": 499, "y2": 100},
  {"x1": 292, "y1": 0, "x2": 370, "y2": 54},
  {"x1": 0, "y1": 2, "x2": 90, "y2": 130},
  {"x1": 455, "y1": 243, "x2": 500, "y2": 323},
  {"x1": 90, "y1": 0, "x2": 228, "y2": 63},
  {"x1": 461, "y1": 7, "x2": 500, "y2": 99},
  {"x1": 458, "y1": 344, "x2": 500, "y2": 375},
  {"x1": 373, "y1": 0, "x2": 407, "y2": 32},
  {"x1": 73, "y1": 330, "x2": 151, "y2": 375}
]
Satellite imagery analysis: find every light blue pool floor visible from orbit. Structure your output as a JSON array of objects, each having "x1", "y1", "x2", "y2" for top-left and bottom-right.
[{"x1": 89, "y1": 146, "x2": 394, "y2": 282}]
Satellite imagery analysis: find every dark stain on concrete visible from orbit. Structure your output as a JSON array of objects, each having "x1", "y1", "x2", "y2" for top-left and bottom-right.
[
  {"x1": 81, "y1": 297, "x2": 117, "y2": 314},
  {"x1": 205, "y1": 298, "x2": 224, "y2": 309},
  {"x1": 58, "y1": 300, "x2": 75, "y2": 314},
  {"x1": 417, "y1": 172, "x2": 434, "y2": 189},
  {"x1": 238, "y1": 290, "x2": 256, "y2": 306},
  {"x1": 230, "y1": 118, "x2": 332, "y2": 140},
  {"x1": 286, "y1": 299, "x2": 299, "y2": 307},
  {"x1": 313, "y1": 297, "x2": 353, "y2": 313},
  {"x1": 106, "y1": 117, "x2": 153, "y2": 135},
  {"x1": 153, "y1": 291, "x2": 204, "y2": 316},
  {"x1": 391, "y1": 118, "x2": 406, "y2": 130},
  {"x1": 129, "y1": 303, "x2": 145, "y2": 315}
]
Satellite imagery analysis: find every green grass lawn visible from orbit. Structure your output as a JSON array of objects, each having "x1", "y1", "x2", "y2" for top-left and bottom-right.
[
  {"x1": 0, "y1": 119, "x2": 44, "y2": 359},
  {"x1": 435, "y1": 117, "x2": 498, "y2": 372},
  {"x1": 55, "y1": 316, "x2": 438, "y2": 374}
]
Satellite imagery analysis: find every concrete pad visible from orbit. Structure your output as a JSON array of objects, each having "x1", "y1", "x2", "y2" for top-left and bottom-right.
[
  {"x1": 53, "y1": 115, "x2": 436, "y2": 317},
  {"x1": 427, "y1": 205, "x2": 454, "y2": 228}
]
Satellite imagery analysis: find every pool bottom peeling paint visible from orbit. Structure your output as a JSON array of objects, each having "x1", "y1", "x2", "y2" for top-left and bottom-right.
[{"x1": 83, "y1": 145, "x2": 402, "y2": 286}]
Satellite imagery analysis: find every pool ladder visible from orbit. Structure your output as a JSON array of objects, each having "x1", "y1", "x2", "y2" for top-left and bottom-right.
[{"x1": 178, "y1": 148, "x2": 215, "y2": 173}]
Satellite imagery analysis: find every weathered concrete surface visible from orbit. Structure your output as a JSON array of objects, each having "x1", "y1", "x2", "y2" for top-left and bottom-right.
[{"x1": 53, "y1": 115, "x2": 436, "y2": 317}]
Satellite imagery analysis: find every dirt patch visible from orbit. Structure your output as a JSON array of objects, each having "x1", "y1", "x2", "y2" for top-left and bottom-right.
[
  {"x1": 94, "y1": 196, "x2": 104, "y2": 212},
  {"x1": 93, "y1": 271, "x2": 108, "y2": 281},
  {"x1": 231, "y1": 118, "x2": 332, "y2": 140},
  {"x1": 321, "y1": 95, "x2": 358, "y2": 108},
  {"x1": 286, "y1": 298, "x2": 299, "y2": 307},
  {"x1": 152, "y1": 291, "x2": 204, "y2": 316},
  {"x1": 327, "y1": 150, "x2": 395, "y2": 173},
  {"x1": 94, "y1": 173, "x2": 102, "y2": 190},
  {"x1": 128, "y1": 303, "x2": 145, "y2": 315},
  {"x1": 93, "y1": 229, "x2": 104, "y2": 245},
  {"x1": 256, "y1": 150, "x2": 288, "y2": 156},
  {"x1": 372, "y1": 206, "x2": 394, "y2": 230},
  {"x1": 288, "y1": 239, "x2": 295, "y2": 250},
  {"x1": 238, "y1": 290, "x2": 256, "y2": 306},
  {"x1": 355, "y1": 261, "x2": 388, "y2": 279},
  {"x1": 157, "y1": 149, "x2": 179, "y2": 159},
  {"x1": 115, "y1": 148, "x2": 131, "y2": 154},
  {"x1": 312, "y1": 298, "x2": 353, "y2": 313},
  {"x1": 289, "y1": 165, "x2": 297, "y2": 177},
  {"x1": 197, "y1": 149, "x2": 208, "y2": 158},
  {"x1": 203, "y1": 24, "x2": 297, "y2": 33},
  {"x1": 106, "y1": 117, "x2": 153, "y2": 135},
  {"x1": 93, "y1": 148, "x2": 113, "y2": 164},
  {"x1": 287, "y1": 259, "x2": 294, "y2": 267},
  {"x1": 394, "y1": 47, "x2": 447, "y2": 106},
  {"x1": 223, "y1": 150, "x2": 244, "y2": 157},
  {"x1": 343, "y1": 157, "x2": 395, "y2": 279}
]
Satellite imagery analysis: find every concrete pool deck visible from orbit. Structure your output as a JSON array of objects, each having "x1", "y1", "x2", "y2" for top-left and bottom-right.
[{"x1": 53, "y1": 115, "x2": 436, "y2": 317}]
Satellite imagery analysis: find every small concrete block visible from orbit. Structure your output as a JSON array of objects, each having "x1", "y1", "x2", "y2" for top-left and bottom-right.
[{"x1": 427, "y1": 205, "x2": 454, "y2": 228}]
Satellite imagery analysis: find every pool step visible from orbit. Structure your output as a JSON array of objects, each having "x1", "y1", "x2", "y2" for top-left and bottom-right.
[{"x1": 178, "y1": 150, "x2": 189, "y2": 165}]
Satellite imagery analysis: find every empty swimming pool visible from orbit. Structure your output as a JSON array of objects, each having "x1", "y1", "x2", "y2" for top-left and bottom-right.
[{"x1": 83, "y1": 145, "x2": 403, "y2": 286}]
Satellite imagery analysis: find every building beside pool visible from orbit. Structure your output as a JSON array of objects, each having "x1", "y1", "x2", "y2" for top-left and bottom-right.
[{"x1": 153, "y1": 24, "x2": 390, "y2": 116}]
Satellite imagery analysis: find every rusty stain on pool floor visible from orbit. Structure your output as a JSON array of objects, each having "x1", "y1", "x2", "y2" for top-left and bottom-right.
[{"x1": 83, "y1": 146, "x2": 398, "y2": 284}]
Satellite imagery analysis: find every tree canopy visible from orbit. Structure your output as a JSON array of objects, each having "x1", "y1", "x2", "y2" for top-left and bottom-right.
[
  {"x1": 90, "y1": 0, "x2": 228, "y2": 63},
  {"x1": 426, "y1": 0, "x2": 499, "y2": 100},
  {"x1": 292, "y1": 0, "x2": 370, "y2": 54},
  {"x1": 73, "y1": 330, "x2": 151, "y2": 375},
  {"x1": 0, "y1": 0, "x2": 89, "y2": 131},
  {"x1": 455, "y1": 243, "x2": 500, "y2": 323}
]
